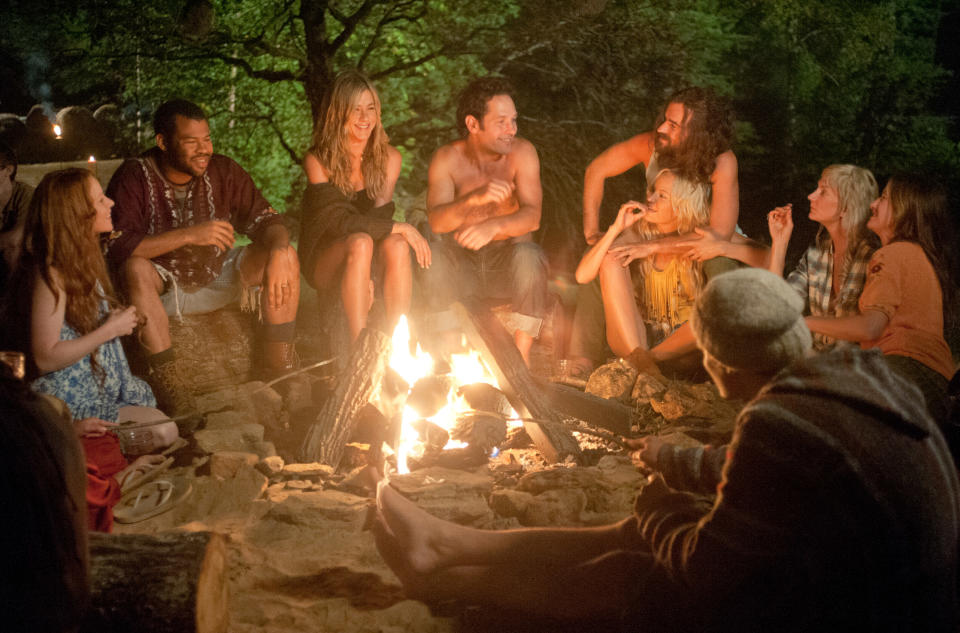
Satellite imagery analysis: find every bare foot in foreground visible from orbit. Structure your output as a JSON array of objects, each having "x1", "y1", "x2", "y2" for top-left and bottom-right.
[
  {"x1": 371, "y1": 511, "x2": 430, "y2": 599},
  {"x1": 376, "y1": 481, "x2": 452, "y2": 576}
]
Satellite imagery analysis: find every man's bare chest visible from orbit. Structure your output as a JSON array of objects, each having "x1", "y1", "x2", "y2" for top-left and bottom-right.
[{"x1": 452, "y1": 161, "x2": 514, "y2": 196}]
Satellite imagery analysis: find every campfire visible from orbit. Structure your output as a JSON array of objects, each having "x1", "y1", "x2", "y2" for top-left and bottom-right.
[
  {"x1": 386, "y1": 315, "x2": 522, "y2": 474},
  {"x1": 299, "y1": 299, "x2": 637, "y2": 474}
]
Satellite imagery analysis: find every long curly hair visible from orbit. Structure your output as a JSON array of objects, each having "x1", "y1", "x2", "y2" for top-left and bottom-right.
[
  {"x1": 887, "y1": 173, "x2": 957, "y2": 308},
  {"x1": 309, "y1": 70, "x2": 390, "y2": 201},
  {"x1": 16, "y1": 168, "x2": 117, "y2": 378},
  {"x1": 655, "y1": 87, "x2": 734, "y2": 183}
]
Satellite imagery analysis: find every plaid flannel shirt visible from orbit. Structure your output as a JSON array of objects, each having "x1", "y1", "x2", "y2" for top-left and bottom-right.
[{"x1": 786, "y1": 234, "x2": 877, "y2": 350}]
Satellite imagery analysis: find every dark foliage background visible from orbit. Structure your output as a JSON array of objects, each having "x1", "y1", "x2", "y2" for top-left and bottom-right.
[{"x1": 1, "y1": 0, "x2": 957, "y2": 273}]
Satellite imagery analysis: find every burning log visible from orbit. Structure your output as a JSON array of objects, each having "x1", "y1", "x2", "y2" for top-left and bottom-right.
[
  {"x1": 82, "y1": 531, "x2": 227, "y2": 633},
  {"x1": 458, "y1": 382, "x2": 513, "y2": 418},
  {"x1": 411, "y1": 418, "x2": 451, "y2": 452},
  {"x1": 450, "y1": 300, "x2": 581, "y2": 464},
  {"x1": 299, "y1": 327, "x2": 391, "y2": 468},
  {"x1": 410, "y1": 444, "x2": 490, "y2": 470},
  {"x1": 535, "y1": 377, "x2": 635, "y2": 437},
  {"x1": 451, "y1": 412, "x2": 507, "y2": 453},
  {"x1": 407, "y1": 375, "x2": 454, "y2": 418}
]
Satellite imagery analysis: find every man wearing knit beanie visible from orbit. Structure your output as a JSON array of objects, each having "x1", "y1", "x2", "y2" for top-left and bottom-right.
[
  {"x1": 624, "y1": 267, "x2": 959, "y2": 630},
  {"x1": 690, "y1": 267, "x2": 812, "y2": 398},
  {"x1": 374, "y1": 266, "x2": 960, "y2": 632}
]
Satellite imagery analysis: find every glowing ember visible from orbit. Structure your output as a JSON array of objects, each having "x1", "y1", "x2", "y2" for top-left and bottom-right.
[
  {"x1": 88, "y1": 155, "x2": 96, "y2": 163},
  {"x1": 53, "y1": 124, "x2": 62, "y2": 138},
  {"x1": 388, "y1": 315, "x2": 517, "y2": 474}
]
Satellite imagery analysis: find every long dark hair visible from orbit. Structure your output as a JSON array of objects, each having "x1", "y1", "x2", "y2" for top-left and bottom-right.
[
  {"x1": 888, "y1": 172, "x2": 957, "y2": 309},
  {"x1": 655, "y1": 86, "x2": 734, "y2": 183}
]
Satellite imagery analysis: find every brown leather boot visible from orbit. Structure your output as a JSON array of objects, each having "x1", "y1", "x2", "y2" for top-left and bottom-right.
[
  {"x1": 263, "y1": 340, "x2": 298, "y2": 379},
  {"x1": 148, "y1": 358, "x2": 198, "y2": 422}
]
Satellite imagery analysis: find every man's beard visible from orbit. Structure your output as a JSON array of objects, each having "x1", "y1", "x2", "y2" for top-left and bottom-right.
[
  {"x1": 654, "y1": 133, "x2": 671, "y2": 150},
  {"x1": 657, "y1": 141, "x2": 692, "y2": 173}
]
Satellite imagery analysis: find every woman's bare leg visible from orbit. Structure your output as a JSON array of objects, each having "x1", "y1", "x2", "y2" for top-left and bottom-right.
[
  {"x1": 311, "y1": 233, "x2": 374, "y2": 342},
  {"x1": 378, "y1": 233, "x2": 413, "y2": 333},
  {"x1": 599, "y1": 254, "x2": 647, "y2": 357}
]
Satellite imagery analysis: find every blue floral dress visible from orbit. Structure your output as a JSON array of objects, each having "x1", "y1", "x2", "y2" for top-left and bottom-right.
[{"x1": 32, "y1": 301, "x2": 156, "y2": 422}]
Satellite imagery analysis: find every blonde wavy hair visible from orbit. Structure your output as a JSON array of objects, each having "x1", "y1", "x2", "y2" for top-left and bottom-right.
[
  {"x1": 815, "y1": 164, "x2": 879, "y2": 261},
  {"x1": 309, "y1": 70, "x2": 390, "y2": 201},
  {"x1": 632, "y1": 168, "x2": 711, "y2": 283}
]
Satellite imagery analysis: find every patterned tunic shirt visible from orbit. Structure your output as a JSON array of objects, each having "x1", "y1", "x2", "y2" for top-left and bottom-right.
[
  {"x1": 105, "y1": 148, "x2": 284, "y2": 288},
  {"x1": 786, "y1": 234, "x2": 876, "y2": 350}
]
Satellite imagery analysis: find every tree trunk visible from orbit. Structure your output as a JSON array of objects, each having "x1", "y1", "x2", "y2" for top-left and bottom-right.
[
  {"x1": 300, "y1": 0, "x2": 333, "y2": 123},
  {"x1": 82, "y1": 531, "x2": 228, "y2": 633},
  {"x1": 299, "y1": 327, "x2": 392, "y2": 467}
]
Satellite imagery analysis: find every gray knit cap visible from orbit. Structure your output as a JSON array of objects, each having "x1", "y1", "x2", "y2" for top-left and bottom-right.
[{"x1": 691, "y1": 268, "x2": 812, "y2": 372}]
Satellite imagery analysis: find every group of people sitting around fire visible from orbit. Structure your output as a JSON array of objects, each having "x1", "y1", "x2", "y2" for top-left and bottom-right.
[{"x1": 1, "y1": 69, "x2": 959, "y2": 633}]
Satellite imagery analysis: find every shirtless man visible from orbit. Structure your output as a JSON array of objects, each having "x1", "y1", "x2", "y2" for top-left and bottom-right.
[
  {"x1": 421, "y1": 76, "x2": 548, "y2": 365},
  {"x1": 568, "y1": 87, "x2": 740, "y2": 376}
]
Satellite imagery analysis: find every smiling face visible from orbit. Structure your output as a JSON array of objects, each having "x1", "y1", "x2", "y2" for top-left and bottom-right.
[
  {"x1": 159, "y1": 115, "x2": 213, "y2": 182},
  {"x1": 86, "y1": 175, "x2": 114, "y2": 234},
  {"x1": 469, "y1": 94, "x2": 517, "y2": 156},
  {"x1": 655, "y1": 102, "x2": 687, "y2": 151},
  {"x1": 346, "y1": 89, "x2": 379, "y2": 145},
  {"x1": 645, "y1": 171, "x2": 679, "y2": 232},
  {"x1": 867, "y1": 181, "x2": 896, "y2": 244},
  {"x1": 807, "y1": 174, "x2": 842, "y2": 227}
]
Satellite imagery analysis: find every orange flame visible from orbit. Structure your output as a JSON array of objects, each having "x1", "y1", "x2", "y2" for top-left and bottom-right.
[{"x1": 388, "y1": 315, "x2": 516, "y2": 474}]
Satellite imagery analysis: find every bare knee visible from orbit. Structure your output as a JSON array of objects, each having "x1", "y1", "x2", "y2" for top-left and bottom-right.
[
  {"x1": 122, "y1": 257, "x2": 162, "y2": 294},
  {"x1": 344, "y1": 233, "x2": 375, "y2": 266},
  {"x1": 380, "y1": 234, "x2": 411, "y2": 268}
]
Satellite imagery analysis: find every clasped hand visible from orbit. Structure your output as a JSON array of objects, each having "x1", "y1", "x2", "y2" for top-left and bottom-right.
[
  {"x1": 105, "y1": 305, "x2": 139, "y2": 338},
  {"x1": 676, "y1": 227, "x2": 724, "y2": 262}
]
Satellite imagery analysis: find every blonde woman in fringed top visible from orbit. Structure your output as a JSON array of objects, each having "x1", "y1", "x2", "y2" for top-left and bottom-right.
[{"x1": 576, "y1": 168, "x2": 726, "y2": 376}]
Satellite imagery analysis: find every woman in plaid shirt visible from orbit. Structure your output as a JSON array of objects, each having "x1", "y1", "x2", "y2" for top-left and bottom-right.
[{"x1": 682, "y1": 164, "x2": 879, "y2": 350}]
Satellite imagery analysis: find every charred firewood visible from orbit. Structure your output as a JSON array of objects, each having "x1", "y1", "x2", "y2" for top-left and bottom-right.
[
  {"x1": 410, "y1": 444, "x2": 489, "y2": 471},
  {"x1": 458, "y1": 382, "x2": 512, "y2": 418},
  {"x1": 299, "y1": 328, "x2": 391, "y2": 468},
  {"x1": 451, "y1": 412, "x2": 507, "y2": 453},
  {"x1": 451, "y1": 300, "x2": 581, "y2": 464},
  {"x1": 411, "y1": 418, "x2": 450, "y2": 452},
  {"x1": 407, "y1": 375, "x2": 454, "y2": 418}
]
